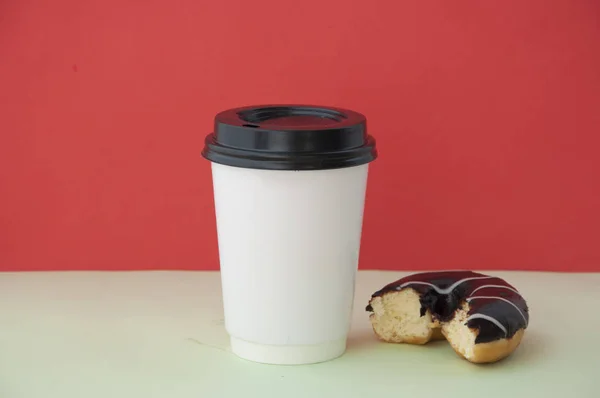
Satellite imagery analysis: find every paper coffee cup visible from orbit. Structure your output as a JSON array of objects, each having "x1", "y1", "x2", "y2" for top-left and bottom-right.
[{"x1": 202, "y1": 105, "x2": 378, "y2": 364}]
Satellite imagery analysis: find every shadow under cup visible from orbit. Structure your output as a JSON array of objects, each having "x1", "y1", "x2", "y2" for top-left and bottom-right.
[{"x1": 202, "y1": 105, "x2": 378, "y2": 365}]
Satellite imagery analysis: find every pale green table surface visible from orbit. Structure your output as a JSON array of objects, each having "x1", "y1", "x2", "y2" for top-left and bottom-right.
[{"x1": 1, "y1": 271, "x2": 599, "y2": 398}]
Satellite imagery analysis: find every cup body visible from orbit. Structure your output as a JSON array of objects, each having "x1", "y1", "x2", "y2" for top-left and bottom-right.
[{"x1": 211, "y1": 162, "x2": 369, "y2": 364}]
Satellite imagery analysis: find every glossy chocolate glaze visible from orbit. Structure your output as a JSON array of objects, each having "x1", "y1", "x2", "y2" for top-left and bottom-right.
[{"x1": 365, "y1": 271, "x2": 529, "y2": 344}]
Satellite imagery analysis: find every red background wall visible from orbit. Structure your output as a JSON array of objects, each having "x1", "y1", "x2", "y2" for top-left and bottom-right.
[{"x1": 1, "y1": 1, "x2": 599, "y2": 272}]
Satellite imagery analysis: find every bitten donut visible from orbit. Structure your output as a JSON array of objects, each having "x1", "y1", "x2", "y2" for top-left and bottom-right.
[{"x1": 365, "y1": 271, "x2": 529, "y2": 364}]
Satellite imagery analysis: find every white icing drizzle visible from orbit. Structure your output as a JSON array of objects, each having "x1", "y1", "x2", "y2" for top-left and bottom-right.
[
  {"x1": 465, "y1": 313, "x2": 508, "y2": 336},
  {"x1": 397, "y1": 276, "x2": 493, "y2": 295},
  {"x1": 466, "y1": 296, "x2": 529, "y2": 326},
  {"x1": 470, "y1": 284, "x2": 521, "y2": 296}
]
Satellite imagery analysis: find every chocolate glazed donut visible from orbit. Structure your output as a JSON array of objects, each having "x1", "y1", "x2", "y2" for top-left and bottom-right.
[{"x1": 365, "y1": 271, "x2": 529, "y2": 363}]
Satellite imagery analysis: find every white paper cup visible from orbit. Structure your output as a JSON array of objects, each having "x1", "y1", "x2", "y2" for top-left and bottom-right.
[{"x1": 202, "y1": 105, "x2": 377, "y2": 364}]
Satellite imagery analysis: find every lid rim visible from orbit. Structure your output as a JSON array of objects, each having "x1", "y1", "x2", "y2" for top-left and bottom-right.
[{"x1": 201, "y1": 151, "x2": 378, "y2": 171}]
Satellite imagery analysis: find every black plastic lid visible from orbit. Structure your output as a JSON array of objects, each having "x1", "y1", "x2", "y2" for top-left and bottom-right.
[{"x1": 201, "y1": 105, "x2": 377, "y2": 170}]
